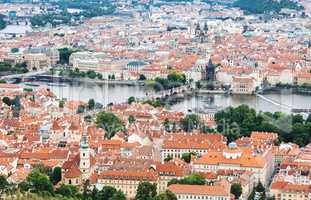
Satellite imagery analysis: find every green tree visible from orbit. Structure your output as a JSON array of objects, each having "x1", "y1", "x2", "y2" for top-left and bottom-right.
[
  {"x1": 32, "y1": 164, "x2": 52, "y2": 176},
  {"x1": 143, "y1": 99, "x2": 165, "y2": 107},
  {"x1": 96, "y1": 186, "x2": 117, "y2": 200},
  {"x1": 96, "y1": 111, "x2": 125, "y2": 139},
  {"x1": 26, "y1": 170, "x2": 53, "y2": 194},
  {"x1": 2, "y1": 97, "x2": 12, "y2": 106},
  {"x1": 167, "y1": 72, "x2": 186, "y2": 83},
  {"x1": 181, "y1": 152, "x2": 195, "y2": 163},
  {"x1": 248, "y1": 189, "x2": 255, "y2": 200},
  {"x1": 168, "y1": 173, "x2": 205, "y2": 186},
  {"x1": 0, "y1": 62, "x2": 12, "y2": 72},
  {"x1": 135, "y1": 182, "x2": 157, "y2": 200},
  {"x1": 139, "y1": 74, "x2": 146, "y2": 80},
  {"x1": 195, "y1": 81, "x2": 202, "y2": 89},
  {"x1": 231, "y1": 183, "x2": 242, "y2": 199},
  {"x1": 55, "y1": 184, "x2": 78, "y2": 197},
  {"x1": 11, "y1": 48, "x2": 19, "y2": 53},
  {"x1": 180, "y1": 114, "x2": 201, "y2": 132},
  {"x1": 18, "y1": 181, "x2": 31, "y2": 193},
  {"x1": 234, "y1": 0, "x2": 304, "y2": 14},
  {"x1": 77, "y1": 105, "x2": 85, "y2": 114},
  {"x1": 0, "y1": 16, "x2": 6, "y2": 30},
  {"x1": 128, "y1": 96, "x2": 136, "y2": 104},
  {"x1": 255, "y1": 181, "x2": 265, "y2": 193},
  {"x1": 154, "y1": 190, "x2": 177, "y2": 200},
  {"x1": 200, "y1": 124, "x2": 215, "y2": 133},
  {"x1": 254, "y1": 181, "x2": 265, "y2": 200},
  {"x1": 128, "y1": 115, "x2": 136, "y2": 124},
  {"x1": 214, "y1": 105, "x2": 275, "y2": 143},
  {"x1": 50, "y1": 167, "x2": 62, "y2": 185},
  {"x1": 109, "y1": 190, "x2": 126, "y2": 200},
  {"x1": 164, "y1": 155, "x2": 173, "y2": 162},
  {"x1": 97, "y1": 73, "x2": 103, "y2": 80},
  {"x1": 292, "y1": 114, "x2": 304, "y2": 124},
  {"x1": 163, "y1": 118, "x2": 171, "y2": 132},
  {"x1": 88, "y1": 99, "x2": 95, "y2": 110},
  {"x1": 0, "y1": 175, "x2": 8, "y2": 194},
  {"x1": 91, "y1": 187, "x2": 99, "y2": 200},
  {"x1": 58, "y1": 48, "x2": 77, "y2": 64},
  {"x1": 59, "y1": 100, "x2": 65, "y2": 108},
  {"x1": 87, "y1": 70, "x2": 97, "y2": 79},
  {"x1": 82, "y1": 179, "x2": 91, "y2": 200}
]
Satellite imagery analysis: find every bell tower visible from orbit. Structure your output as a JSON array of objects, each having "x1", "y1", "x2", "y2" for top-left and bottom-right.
[{"x1": 79, "y1": 134, "x2": 90, "y2": 179}]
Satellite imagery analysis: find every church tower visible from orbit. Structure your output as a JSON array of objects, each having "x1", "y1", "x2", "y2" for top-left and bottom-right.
[
  {"x1": 195, "y1": 23, "x2": 202, "y2": 37},
  {"x1": 79, "y1": 134, "x2": 91, "y2": 179},
  {"x1": 203, "y1": 22, "x2": 208, "y2": 35}
]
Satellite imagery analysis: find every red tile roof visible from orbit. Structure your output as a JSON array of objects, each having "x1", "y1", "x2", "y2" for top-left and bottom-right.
[
  {"x1": 64, "y1": 167, "x2": 82, "y2": 178},
  {"x1": 168, "y1": 183, "x2": 230, "y2": 196}
]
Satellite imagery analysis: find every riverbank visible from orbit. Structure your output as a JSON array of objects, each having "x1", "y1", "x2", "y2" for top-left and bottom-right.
[
  {"x1": 262, "y1": 86, "x2": 311, "y2": 95},
  {"x1": 26, "y1": 74, "x2": 146, "y2": 86}
]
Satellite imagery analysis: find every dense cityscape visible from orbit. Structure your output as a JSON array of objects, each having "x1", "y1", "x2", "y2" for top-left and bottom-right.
[{"x1": 0, "y1": 0, "x2": 311, "y2": 200}]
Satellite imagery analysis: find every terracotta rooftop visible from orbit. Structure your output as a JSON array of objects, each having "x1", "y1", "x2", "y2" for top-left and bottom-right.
[{"x1": 168, "y1": 183, "x2": 230, "y2": 196}]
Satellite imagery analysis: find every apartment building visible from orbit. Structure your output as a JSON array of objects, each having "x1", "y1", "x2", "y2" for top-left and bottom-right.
[
  {"x1": 168, "y1": 180, "x2": 231, "y2": 200},
  {"x1": 24, "y1": 53, "x2": 51, "y2": 70},
  {"x1": 96, "y1": 170, "x2": 159, "y2": 199},
  {"x1": 270, "y1": 182, "x2": 311, "y2": 200},
  {"x1": 69, "y1": 51, "x2": 106, "y2": 71},
  {"x1": 151, "y1": 161, "x2": 190, "y2": 193},
  {"x1": 160, "y1": 133, "x2": 226, "y2": 161},
  {"x1": 192, "y1": 142, "x2": 274, "y2": 187},
  {"x1": 296, "y1": 72, "x2": 311, "y2": 86},
  {"x1": 4, "y1": 52, "x2": 51, "y2": 70},
  {"x1": 27, "y1": 47, "x2": 59, "y2": 66}
]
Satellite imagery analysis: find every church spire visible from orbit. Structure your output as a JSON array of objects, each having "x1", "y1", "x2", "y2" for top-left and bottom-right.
[{"x1": 203, "y1": 22, "x2": 208, "y2": 34}]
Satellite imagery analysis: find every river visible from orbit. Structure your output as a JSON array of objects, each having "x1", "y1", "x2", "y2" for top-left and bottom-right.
[{"x1": 22, "y1": 81, "x2": 311, "y2": 114}]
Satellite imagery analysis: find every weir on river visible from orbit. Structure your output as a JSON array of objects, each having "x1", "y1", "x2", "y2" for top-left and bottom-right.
[
  {"x1": 256, "y1": 94, "x2": 311, "y2": 114},
  {"x1": 256, "y1": 94, "x2": 292, "y2": 110}
]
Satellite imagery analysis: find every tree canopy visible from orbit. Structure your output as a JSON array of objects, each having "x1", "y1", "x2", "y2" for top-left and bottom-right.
[
  {"x1": 180, "y1": 114, "x2": 202, "y2": 132},
  {"x1": 96, "y1": 111, "x2": 125, "y2": 139},
  {"x1": 0, "y1": 61, "x2": 28, "y2": 74},
  {"x1": 30, "y1": 1, "x2": 116, "y2": 27},
  {"x1": 88, "y1": 99, "x2": 95, "y2": 110},
  {"x1": 135, "y1": 182, "x2": 157, "y2": 200},
  {"x1": 128, "y1": 96, "x2": 136, "y2": 104},
  {"x1": 0, "y1": 15, "x2": 6, "y2": 30},
  {"x1": 234, "y1": 0, "x2": 304, "y2": 14},
  {"x1": 26, "y1": 170, "x2": 54, "y2": 194},
  {"x1": 153, "y1": 72, "x2": 186, "y2": 91},
  {"x1": 4, "y1": 168, "x2": 126, "y2": 200},
  {"x1": 181, "y1": 152, "x2": 196, "y2": 163},
  {"x1": 58, "y1": 48, "x2": 77, "y2": 64},
  {"x1": 215, "y1": 105, "x2": 311, "y2": 146},
  {"x1": 55, "y1": 184, "x2": 79, "y2": 197},
  {"x1": 154, "y1": 190, "x2": 177, "y2": 200},
  {"x1": 168, "y1": 173, "x2": 205, "y2": 186},
  {"x1": 231, "y1": 183, "x2": 242, "y2": 199}
]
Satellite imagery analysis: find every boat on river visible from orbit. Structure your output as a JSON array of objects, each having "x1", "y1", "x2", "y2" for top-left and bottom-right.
[{"x1": 47, "y1": 82, "x2": 67, "y2": 87}]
